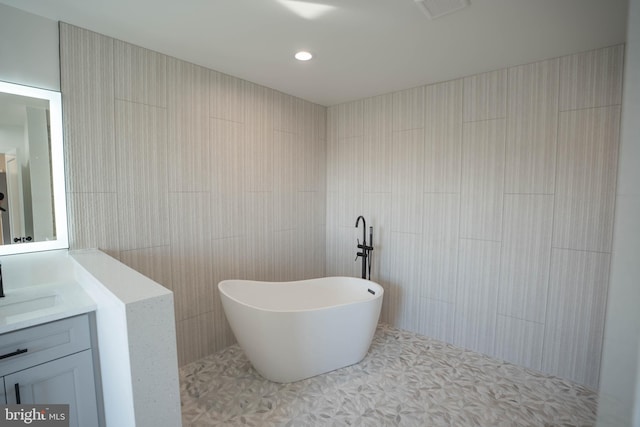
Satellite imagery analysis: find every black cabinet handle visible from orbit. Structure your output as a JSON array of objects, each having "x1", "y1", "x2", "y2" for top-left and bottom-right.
[
  {"x1": 15, "y1": 383, "x2": 21, "y2": 404},
  {"x1": 0, "y1": 348, "x2": 28, "y2": 360}
]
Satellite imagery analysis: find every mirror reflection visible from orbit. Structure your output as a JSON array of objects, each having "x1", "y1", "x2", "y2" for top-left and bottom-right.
[{"x1": 0, "y1": 81, "x2": 67, "y2": 255}]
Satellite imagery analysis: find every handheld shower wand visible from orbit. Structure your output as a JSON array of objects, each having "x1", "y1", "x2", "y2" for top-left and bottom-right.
[{"x1": 368, "y1": 227, "x2": 373, "y2": 280}]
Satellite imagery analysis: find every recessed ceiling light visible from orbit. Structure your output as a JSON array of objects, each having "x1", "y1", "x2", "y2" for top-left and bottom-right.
[{"x1": 295, "y1": 51, "x2": 313, "y2": 61}]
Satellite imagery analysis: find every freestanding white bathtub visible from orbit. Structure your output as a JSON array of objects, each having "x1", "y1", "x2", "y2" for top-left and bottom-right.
[{"x1": 218, "y1": 276, "x2": 383, "y2": 383}]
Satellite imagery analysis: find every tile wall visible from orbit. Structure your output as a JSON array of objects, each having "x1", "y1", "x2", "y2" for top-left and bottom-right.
[
  {"x1": 326, "y1": 45, "x2": 624, "y2": 389},
  {"x1": 60, "y1": 20, "x2": 623, "y2": 388},
  {"x1": 60, "y1": 24, "x2": 327, "y2": 366}
]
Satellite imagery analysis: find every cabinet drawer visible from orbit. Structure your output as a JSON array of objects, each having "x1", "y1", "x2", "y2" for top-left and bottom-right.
[{"x1": 0, "y1": 314, "x2": 91, "y2": 376}]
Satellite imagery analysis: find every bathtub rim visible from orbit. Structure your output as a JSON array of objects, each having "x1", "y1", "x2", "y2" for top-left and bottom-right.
[{"x1": 218, "y1": 276, "x2": 384, "y2": 314}]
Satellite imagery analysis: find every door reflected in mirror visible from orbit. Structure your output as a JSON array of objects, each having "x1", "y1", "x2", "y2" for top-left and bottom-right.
[{"x1": 0, "y1": 81, "x2": 68, "y2": 255}]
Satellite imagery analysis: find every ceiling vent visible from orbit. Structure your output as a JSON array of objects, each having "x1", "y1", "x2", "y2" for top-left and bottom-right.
[{"x1": 414, "y1": 0, "x2": 470, "y2": 20}]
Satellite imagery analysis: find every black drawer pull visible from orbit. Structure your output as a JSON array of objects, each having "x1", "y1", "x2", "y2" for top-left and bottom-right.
[
  {"x1": 15, "y1": 383, "x2": 21, "y2": 404},
  {"x1": 0, "y1": 348, "x2": 28, "y2": 360}
]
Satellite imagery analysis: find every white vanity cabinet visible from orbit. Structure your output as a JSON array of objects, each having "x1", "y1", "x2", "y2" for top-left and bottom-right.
[{"x1": 0, "y1": 314, "x2": 101, "y2": 427}]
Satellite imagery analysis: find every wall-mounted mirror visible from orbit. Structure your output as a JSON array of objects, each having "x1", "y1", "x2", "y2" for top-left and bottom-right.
[{"x1": 0, "y1": 81, "x2": 67, "y2": 256}]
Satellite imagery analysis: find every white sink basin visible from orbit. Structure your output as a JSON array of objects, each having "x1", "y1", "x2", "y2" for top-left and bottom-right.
[
  {"x1": 0, "y1": 278, "x2": 96, "y2": 335},
  {"x1": 0, "y1": 294, "x2": 61, "y2": 317}
]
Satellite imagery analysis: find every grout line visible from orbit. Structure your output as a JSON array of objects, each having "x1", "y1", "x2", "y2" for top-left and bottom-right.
[
  {"x1": 452, "y1": 78, "x2": 466, "y2": 345},
  {"x1": 541, "y1": 61, "x2": 562, "y2": 370},
  {"x1": 493, "y1": 70, "x2": 509, "y2": 357},
  {"x1": 550, "y1": 246, "x2": 612, "y2": 255}
]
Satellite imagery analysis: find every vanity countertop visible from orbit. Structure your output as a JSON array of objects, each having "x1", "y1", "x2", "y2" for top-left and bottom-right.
[{"x1": 0, "y1": 280, "x2": 96, "y2": 335}]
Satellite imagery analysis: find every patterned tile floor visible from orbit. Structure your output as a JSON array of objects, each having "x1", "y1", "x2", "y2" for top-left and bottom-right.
[{"x1": 180, "y1": 324, "x2": 598, "y2": 426}]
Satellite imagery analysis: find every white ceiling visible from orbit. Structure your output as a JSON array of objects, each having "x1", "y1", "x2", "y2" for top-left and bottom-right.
[{"x1": 0, "y1": 0, "x2": 629, "y2": 106}]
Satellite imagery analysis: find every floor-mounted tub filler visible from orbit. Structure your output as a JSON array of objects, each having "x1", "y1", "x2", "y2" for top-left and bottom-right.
[{"x1": 218, "y1": 277, "x2": 383, "y2": 383}]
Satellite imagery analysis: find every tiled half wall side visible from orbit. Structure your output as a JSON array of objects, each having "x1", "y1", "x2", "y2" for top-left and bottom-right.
[
  {"x1": 326, "y1": 45, "x2": 623, "y2": 389},
  {"x1": 60, "y1": 23, "x2": 327, "y2": 366}
]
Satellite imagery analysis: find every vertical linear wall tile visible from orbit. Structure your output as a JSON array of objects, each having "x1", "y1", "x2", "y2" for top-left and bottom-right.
[
  {"x1": 417, "y1": 297, "x2": 455, "y2": 343},
  {"x1": 378, "y1": 279, "x2": 391, "y2": 325},
  {"x1": 388, "y1": 232, "x2": 422, "y2": 331},
  {"x1": 300, "y1": 225, "x2": 326, "y2": 279},
  {"x1": 392, "y1": 129, "x2": 425, "y2": 194},
  {"x1": 64, "y1": 24, "x2": 620, "y2": 383},
  {"x1": 495, "y1": 315, "x2": 544, "y2": 371},
  {"x1": 454, "y1": 239, "x2": 501, "y2": 355},
  {"x1": 244, "y1": 231, "x2": 275, "y2": 281},
  {"x1": 208, "y1": 237, "x2": 238, "y2": 348},
  {"x1": 273, "y1": 191, "x2": 298, "y2": 232},
  {"x1": 463, "y1": 68, "x2": 507, "y2": 122},
  {"x1": 363, "y1": 192, "x2": 392, "y2": 282},
  {"x1": 63, "y1": 27, "x2": 327, "y2": 368},
  {"x1": 301, "y1": 131, "x2": 325, "y2": 192},
  {"x1": 314, "y1": 103, "x2": 327, "y2": 143},
  {"x1": 210, "y1": 118, "x2": 246, "y2": 194},
  {"x1": 274, "y1": 130, "x2": 302, "y2": 193},
  {"x1": 291, "y1": 228, "x2": 307, "y2": 280},
  {"x1": 460, "y1": 119, "x2": 506, "y2": 241},
  {"x1": 211, "y1": 236, "x2": 244, "y2": 286},
  {"x1": 543, "y1": 249, "x2": 611, "y2": 389},
  {"x1": 391, "y1": 129, "x2": 425, "y2": 233},
  {"x1": 175, "y1": 316, "x2": 203, "y2": 366},
  {"x1": 176, "y1": 311, "x2": 233, "y2": 366},
  {"x1": 392, "y1": 86, "x2": 424, "y2": 131},
  {"x1": 114, "y1": 40, "x2": 167, "y2": 107},
  {"x1": 167, "y1": 58, "x2": 210, "y2": 192},
  {"x1": 336, "y1": 192, "x2": 364, "y2": 229},
  {"x1": 420, "y1": 193, "x2": 459, "y2": 303},
  {"x1": 505, "y1": 59, "x2": 559, "y2": 194},
  {"x1": 60, "y1": 23, "x2": 116, "y2": 193},
  {"x1": 168, "y1": 192, "x2": 212, "y2": 244},
  {"x1": 424, "y1": 79, "x2": 463, "y2": 193},
  {"x1": 170, "y1": 239, "x2": 213, "y2": 321},
  {"x1": 364, "y1": 94, "x2": 393, "y2": 192},
  {"x1": 298, "y1": 191, "x2": 325, "y2": 229},
  {"x1": 67, "y1": 192, "x2": 120, "y2": 258},
  {"x1": 114, "y1": 100, "x2": 170, "y2": 249},
  {"x1": 553, "y1": 106, "x2": 620, "y2": 252},
  {"x1": 332, "y1": 226, "x2": 364, "y2": 278},
  {"x1": 299, "y1": 98, "x2": 314, "y2": 137},
  {"x1": 211, "y1": 191, "x2": 246, "y2": 239},
  {"x1": 120, "y1": 245, "x2": 173, "y2": 290},
  {"x1": 115, "y1": 101, "x2": 168, "y2": 194},
  {"x1": 210, "y1": 71, "x2": 245, "y2": 122},
  {"x1": 325, "y1": 226, "x2": 339, "y2": 276},
  {"x1": 273, "y1": 91, "x2": 299, "y2": 133},
  {"x1": 336, "y1": 100, "x2": 364, "y2": 138},
  {"x1": 323, "y1": 45, "x2": 620, "y2": 387},
  {"x1": 273, "y1": 229, "x2": 300, "y2": 281},
  {"x1": 326, "y1": 106, "x2": 340, "y2": 192},
  {"x1": 244, "y1": 191, "x2": 274, "y2": 235},
  {"x1": 391, "y1": 193, "x2": 424, "y2": 235},
  {"x1": 245, "y1": 83, "x2": 275, "y2": 192},
  {"x1": 117, "y1": 192, "x2": 170, "y2": 251},
  {"x1": 325, "y1": 191, "x2": 339, "y2": 229},
  {"x1": 559, "y1": 45, "x2": 624, "y2": 111},
  {"x1": 214, "y1": 100, "x2": 249, "y2": 240},
  {"x1": 498, "y1": 195, "x2": 553, "y2": 323},
  {"x1": 337, "y1": 136, "x2": 364, "y2": 194}
]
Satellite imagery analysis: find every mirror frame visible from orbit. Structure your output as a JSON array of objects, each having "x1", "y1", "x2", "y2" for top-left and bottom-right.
[{"x1": 0, "y1": 81, "x2": 68, "y2": 255}]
